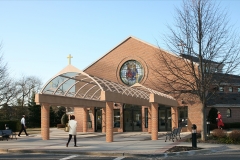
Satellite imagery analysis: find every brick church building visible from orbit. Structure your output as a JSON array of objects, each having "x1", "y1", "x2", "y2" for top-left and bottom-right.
[{"x1": 35, "y1": 36, "x2": 240, "y2": 141}]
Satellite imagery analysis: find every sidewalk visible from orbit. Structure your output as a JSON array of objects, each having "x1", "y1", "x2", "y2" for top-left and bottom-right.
[{"x1": 1, "y1": 128, "x2": 240, "y2": 158}]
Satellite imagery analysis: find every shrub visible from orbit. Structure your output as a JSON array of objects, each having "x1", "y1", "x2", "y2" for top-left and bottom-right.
[
  {"x1": 219, "y1": 137, "x2": 233, "y2": 144},
  {"x1": 212, "y1": 129, "x2": 227, "y2": 138},
  {"x1": 0, "y1": 120, "x2": 21, "y2": 132},
  {"x1": 228, "y1": 130, "x2": 240, "y2": 142}
]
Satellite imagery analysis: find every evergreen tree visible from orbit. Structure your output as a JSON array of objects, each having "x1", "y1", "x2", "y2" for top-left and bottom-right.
[
  {"x1": 28, "y1": 92, "x2": 41, "y2": 128},
  {"x1": 61, "y1": 113, "x2": 68, "y2": 126},
  {"x1": 1, "y1": 103, "x2": 11, "y2": 120},
  {"x1": 207, "y1": 107, "x2": 218, "y2": 124},
  {"x1": 56, "y1": 106, "x2": 66, "y2": 125},
  {"x1": 49, "y1": 106, "x2": 56, "y2": 127}
]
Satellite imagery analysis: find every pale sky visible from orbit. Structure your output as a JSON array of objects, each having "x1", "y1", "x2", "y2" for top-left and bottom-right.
[{"x1": 0, "y1": 0, "x2": 239, "y2": 84}]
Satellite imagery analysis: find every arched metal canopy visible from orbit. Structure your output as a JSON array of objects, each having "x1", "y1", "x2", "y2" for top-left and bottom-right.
[
  {"x1": 37, "y1": 65, "x2": 177, "y2": 107},
  {"x1": 41, "y1": 65, "x2": 149, "y2": 100}
]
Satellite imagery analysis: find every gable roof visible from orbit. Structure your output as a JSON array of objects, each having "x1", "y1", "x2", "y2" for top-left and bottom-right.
[{"x1": 83, "y1": 36, "x2": 178, "y2": 72}]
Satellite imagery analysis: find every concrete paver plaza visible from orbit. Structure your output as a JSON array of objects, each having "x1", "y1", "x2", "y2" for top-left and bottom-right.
[{"x1": 1, "y1": 128, "x2": 240, "y2": 158}]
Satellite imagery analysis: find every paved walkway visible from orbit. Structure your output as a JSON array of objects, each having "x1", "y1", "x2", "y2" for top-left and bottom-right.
[{"x1": 1, "y1": 128, "x2": 240, "y2": 158}]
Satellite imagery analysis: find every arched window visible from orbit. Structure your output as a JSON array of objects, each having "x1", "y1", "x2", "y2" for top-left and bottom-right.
[{"x1": 226, "y1": 108, "x2": 231, "y2": 118}]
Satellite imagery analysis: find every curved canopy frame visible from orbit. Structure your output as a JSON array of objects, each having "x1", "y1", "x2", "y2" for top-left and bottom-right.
[
  {"x1": 131, "y1": 83, "x2": 176, "y2": 100},
  {"x1": 40, "y1": 65, "x2": 149, "y2": 101}
]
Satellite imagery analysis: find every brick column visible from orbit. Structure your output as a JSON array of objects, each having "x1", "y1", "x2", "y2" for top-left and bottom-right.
[
  {"x1": 41, "y1": 103, "x2": 50, "y2": 140},
  {"x1": 74, "y1": 107, "x2": 82, "y2": 132},
  {"x1": 148, "y1": 106, "x2": 151, "y2": 133},
  {"x1": 83, "y1": 108, "x2": 87, "y2": 132},
  {"x1": 151, "y1": 103, "x2": 158, "y2": 140},
  {"x1": 141, "y1": 106, "x2": 145, "y2": 132},
  {"x1": 106, "y1": 102, "x2": 113, "y2": 142},
  {"x1": 171, "y1": 107, "x2": 178, "y2": 129},
  {"x1": 102, "y1": 108, "x2": 106, "y2": 133}
]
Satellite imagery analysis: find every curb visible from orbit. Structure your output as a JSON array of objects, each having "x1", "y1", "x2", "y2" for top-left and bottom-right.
[{"x1": 1, "y1": 148, "x2": 214, "y2": 157}]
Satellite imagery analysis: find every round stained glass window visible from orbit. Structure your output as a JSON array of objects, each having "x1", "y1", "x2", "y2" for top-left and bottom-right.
[{"x1": 120, "y1": 60, "x2": 144, "y2": 86}]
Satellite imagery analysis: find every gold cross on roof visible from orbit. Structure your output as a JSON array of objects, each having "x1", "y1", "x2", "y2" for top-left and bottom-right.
[{"x1": 67, "y1": 54, "x2": 73, "y2": 65}]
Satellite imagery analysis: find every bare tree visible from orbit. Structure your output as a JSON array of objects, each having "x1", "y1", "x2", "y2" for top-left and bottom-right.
[
  {"x1": 1, "y1": 80, "x2": 21, "y2": 106},
  {"x1": 152, "y1": 0, "x2": 240, "y2": 141},
  {"x1": 15, "y1": 76, "x2": 42, "y2": 109},
  {"x1": 0, "y1": 44, "x2": 12, "y2": 107},
  {"x1": 2, "y1": 76, "x2": 42, "y2": 119}
]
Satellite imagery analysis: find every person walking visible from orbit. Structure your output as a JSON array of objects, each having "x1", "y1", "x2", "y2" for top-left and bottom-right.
[
  {"x1": 18, "y1": 115, "x2": 28, "y2": 137},
  {"x1": 66, "y1": 115, "x2": 78, "y2": 147},
  {"x1": 217, "y1": 111, "x2": 224, "y2": 129}
]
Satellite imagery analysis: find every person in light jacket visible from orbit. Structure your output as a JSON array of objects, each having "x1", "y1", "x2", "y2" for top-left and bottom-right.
[
  {"x1": 66, "y1": 115, "x2": 78, "y2": 147},
  {"x1": 18, "y1": 115, "x2": 28, "y2": 137}
]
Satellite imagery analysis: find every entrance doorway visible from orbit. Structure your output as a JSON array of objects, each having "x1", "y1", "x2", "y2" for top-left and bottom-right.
[
  {"x1": 94, "y1": 108, "x2": 102, "y2": 132},
  {"x1": 158, "y1": 106, "x2": 172, "y2": 131},
  {"x1": 123, "y1": 104, "x2": 142, "y2": 132}
]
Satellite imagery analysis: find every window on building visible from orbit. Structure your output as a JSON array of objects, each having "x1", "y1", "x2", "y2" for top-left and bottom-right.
[
  {"x1": 238, "y1": 88, "x2": 240, "y2": 93},
  {"x1": 113, "y1": 109, "x2": 120, "y2": 128},
  {"x1": 229, "y1": 87, "x2": 233, "y2": 92},
  {"x1": 178, "y1": 106, "x2": 188, "y2": 127},
  {"x1": 87, "y1": 110, "x2": 92, "y2": 128},
  {"x1": 219, "y1": 86, "x2": 224, "y2": 92},
  {"x1": 145, "y1": 108, "x2": 148, "y2": 128},
  {"x1": 226, "y1": 108, "x2": 231, "y2": 118}
]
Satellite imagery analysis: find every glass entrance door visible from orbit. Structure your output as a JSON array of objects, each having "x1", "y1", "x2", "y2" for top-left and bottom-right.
[
  {"x1": 123, "y1": 104, "x2": 142, "y2": 132},
  {"x1": 133, "y1": 109, "x2": 142, "y2": 131},
  {"x1": 166, "y1": 108, "x2": 172, "y2": 131},
  {"x1": 158, "y1": 107, "x2": 171, "y2": 131},
  {"x1": 95, "y1": 108, "x2": 102, "y2": 132}
]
